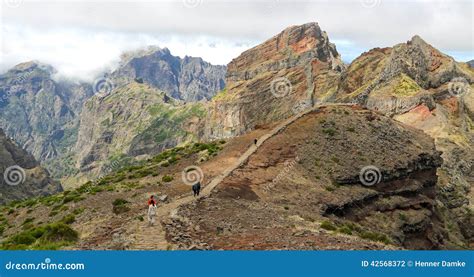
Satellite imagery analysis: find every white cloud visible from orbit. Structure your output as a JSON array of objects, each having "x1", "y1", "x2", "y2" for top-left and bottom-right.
[
  {"x1": 0, "y1": 0, "x2": 472, "y2": 79},
  {"x1": 0, "y1": 24, "x2": 254, "y2": 80}
]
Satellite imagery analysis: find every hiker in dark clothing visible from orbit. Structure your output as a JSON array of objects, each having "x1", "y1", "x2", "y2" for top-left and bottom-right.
[
  {"x1": 254, "y1": 139, "x2": 258, "y2": 145},
  {"x1": 192, "y1": 181, "x2": 201, "y2": 197}
]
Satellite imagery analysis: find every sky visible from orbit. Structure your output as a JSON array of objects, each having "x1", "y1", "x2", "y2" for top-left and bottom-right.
[{"x1": 0, "y1": 0, "x2": 473, "y2": 81}]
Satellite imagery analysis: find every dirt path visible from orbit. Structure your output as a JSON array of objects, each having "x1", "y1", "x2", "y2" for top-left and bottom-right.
[{"x1": 129, "y1": 104, "x2": 348, "y2": 250}]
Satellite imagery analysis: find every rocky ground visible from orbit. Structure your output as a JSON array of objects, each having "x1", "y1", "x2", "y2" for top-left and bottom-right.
[{"x1": 165, "y1": 106, "x2": 450, "y2": 250}]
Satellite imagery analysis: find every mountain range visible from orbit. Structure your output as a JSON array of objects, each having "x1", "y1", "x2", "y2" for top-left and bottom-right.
[{"x1": 0, "y1": 22, "x2": 472, "y2": 250}]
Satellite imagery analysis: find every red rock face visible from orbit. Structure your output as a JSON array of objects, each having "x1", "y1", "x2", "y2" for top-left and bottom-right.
[
  {"x1": 205, "y1": 22, "x2": 344, "y2": 140},
  {"x1": 227, "y1": 22, "x2": 342, "y2": 82}
]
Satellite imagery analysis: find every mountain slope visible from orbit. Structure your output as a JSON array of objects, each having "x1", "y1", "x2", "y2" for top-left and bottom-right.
[
  {"x1": 468, "y1": 60, "x2": 474, "y2": 68},
  {"x1": 170, "y1": 105, "x2": 446, "y2": 249},
  {"x1": 334, "y1": 35, "x2": 474, "y2": 247},
  {"x1": 0, "y1": 61, "x2": 93, "y2": 163},
  {"x1": 62, "y1": 82, "x2": 207, "y2": 186},
  {"x1": 1, "y1": 104, "x2": 445, "y2": 250},
  {"x1": 111, "y1": 47, "x2": 226, "y2": 102},
  {"x1": 204, "y1": 22, "x2": 344, "y2": 139},
  {"x1": 0, "y1": 128, "x2": 61, "y2": 205}
]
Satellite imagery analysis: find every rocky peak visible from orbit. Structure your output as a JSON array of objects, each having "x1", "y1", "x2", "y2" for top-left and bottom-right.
[
  {"x1": 205, "y1": 22, "x2": 344, "y2": 139},
  {"x1": 8, "y1": 61, "x2": 56, "y2": 76},
  {"x1": 0, "y1": 61, "x2": 93, "y2": 163},
  {"x1": 111, "y1": 47, "x2": 226, "y2": 102},
  {"x1": 336, "y1": 35, "x2": 473, "y2": 106},
  {"x1": 227, "y1": 22, "x2": 343, "y2": 82}
]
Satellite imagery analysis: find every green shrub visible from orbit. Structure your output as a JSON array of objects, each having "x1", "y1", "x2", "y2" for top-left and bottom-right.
[
  {"x1": 338, "y1": 226, "x2": 353, "y2": 235},
  {"x1": 22, "y1": 217, "x2": 35, "y2": 225},
  {"x1": 162, "y1": 175, "x2": 173, "y2": 183},
  {"x1": 60, "y1": 214, "x2": 76, "y2": 224},
  {"x1": 112, "y1": 198, "x2": 130, "y2": 214},
  {"x1": 49, "y1": 210, "x2": 59, "y2": 217},
  {"x1": 113, "y1": 199, "x2": 128, "y2": 206},
  {"x1": 62, "y1": 192, "x2": 84, "y2": 204},
  {"x1": 359, "y1": 231, "x2": 391, "y2": 244},
  {"x1": 40, "y1": 222, "x2": 78, "y2": 243},
  {"x1": 72, "y1": 208, "x2": 85, "y2": 215},
  {"x1": 320, "y1": 220, "x2": 337, "y2": 231},
  {"x1": 322, "y1": 128, "x2": 337, "y2": 136},
  {"x1": 325, "y1": 186, "x2": 336, "y2": 192},
  {"x1": 398, "y1": 212, "x2": 407, "y2": 221},
  {"x1": 9, "y1": 233, "x2": 36, "y2": 246}
]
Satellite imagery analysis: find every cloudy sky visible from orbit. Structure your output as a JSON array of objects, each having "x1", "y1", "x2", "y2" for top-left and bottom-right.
[{"x1": 0, "y1": 0, "x2": 472, "y2": 80}]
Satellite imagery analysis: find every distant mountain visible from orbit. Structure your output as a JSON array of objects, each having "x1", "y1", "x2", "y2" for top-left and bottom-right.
[
  {"x1": 67, "y1": 82, "x2": 206, "y2": 184},
  {"x1": 110, "y1": 47, "x2": 226, "y2": 102},
  {"x1": 0, "y1": 128, "x2": 61, "y2": 204},
  {"x1": 0, "y1": 61, "x2": 93, "y2": 163},
  {"x1": 60, "y1": 48, "x2": 225, "y2": 183},
  {"x1": 0, "y1": 49, "x2": 226, "y2": 183},
  {"x1": 468, "y1": 60, "x2": 474, "y2": 68}
]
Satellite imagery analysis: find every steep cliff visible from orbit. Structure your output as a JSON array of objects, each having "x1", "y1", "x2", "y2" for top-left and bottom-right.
[
  {"x1": 0, "y1": 61, "x2": 93, "y2": 163},
  {"x1": 0, "y1": 128, "x2": 61, "y2": 205},
  {"x1": 335, "y1": 36, "x2": 474, "y2": 247},
  {"x1": 111, "y1": 47, "x2": 226, "y2": 102},
  {"x1": 65, "y1": 82, "x2": 206, "y2": 185},
  {"x1": 204, "y1": 22, "x2": 344, "y2": 139}
]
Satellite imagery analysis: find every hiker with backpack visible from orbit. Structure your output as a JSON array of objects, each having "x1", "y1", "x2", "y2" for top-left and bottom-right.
[
  {"x1": 192, "y1": 181, "x2": 201, "y2": 197},
  {"x1": 147, "y1": 195, "x2": 157, "y2": 226}
]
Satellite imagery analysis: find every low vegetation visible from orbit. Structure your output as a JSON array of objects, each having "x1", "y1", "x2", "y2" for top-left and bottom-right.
[
  {"x1": 0, "y1": 141, "x2": 225, "y2": 249},
  {"x1": 320, "y1": 220, "x2": 392, "y2": 245},
  {"x1": 1, "y1": 221, "x2": 78, "y2": 250},
  {"x1": 112, "y1": 198, "x2": 130, "y2": 215}
]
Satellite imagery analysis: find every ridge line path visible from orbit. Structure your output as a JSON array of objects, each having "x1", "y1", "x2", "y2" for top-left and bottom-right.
[{"x1": 129, "y1": 103, "x2": 350, "y2": 249}]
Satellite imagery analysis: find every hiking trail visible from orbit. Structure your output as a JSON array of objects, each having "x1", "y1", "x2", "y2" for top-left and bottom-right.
[{"x1": 129, "y1": 104, "x2": 348, "y2": 249}]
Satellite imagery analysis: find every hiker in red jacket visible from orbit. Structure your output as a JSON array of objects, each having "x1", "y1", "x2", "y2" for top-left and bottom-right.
[
  {"x1": 148, "y1": 195, "x2": 156, "y2": 206},
  {"x1": 147, "y1": 195, "x2": 157, "y2": 226}
]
